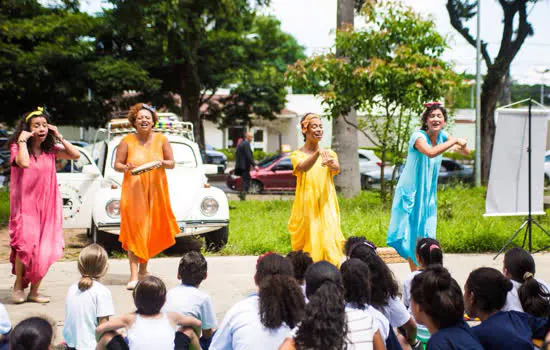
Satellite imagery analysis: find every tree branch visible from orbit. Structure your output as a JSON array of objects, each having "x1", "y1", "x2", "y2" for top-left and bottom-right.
[
  {"x1": 342, "y1": 114, "x2": 380, "y2": 147},
  {"x1": 446, "y1": 0, "x2": 492, "y2": 66}
]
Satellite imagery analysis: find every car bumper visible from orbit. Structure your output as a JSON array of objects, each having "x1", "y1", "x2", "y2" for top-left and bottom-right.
[{"x1": 97, "y1": 219, "x2": 229, "y2": 236}]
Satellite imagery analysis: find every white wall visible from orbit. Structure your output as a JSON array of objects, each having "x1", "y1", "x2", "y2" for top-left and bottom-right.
[{"x1": 203, "y1": 120, "x2": 224, "y2": 149}]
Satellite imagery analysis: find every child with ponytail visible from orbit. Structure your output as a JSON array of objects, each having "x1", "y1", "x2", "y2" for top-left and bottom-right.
[
  {"x1": 63, "y1": 244, "x2": 114, "y2": 350},
  {"x1": 503, "y1": 247, "x2": 550, "y2": 317},
  {"x1": 210, "y1": 253, "x2": 305, "y2": 349},
  {"x1": 410, "y1": 265, "x2": 482, "y2": 350},
  {"x1": 464, "y1": 267, "x2": 550, "y2": 350}
]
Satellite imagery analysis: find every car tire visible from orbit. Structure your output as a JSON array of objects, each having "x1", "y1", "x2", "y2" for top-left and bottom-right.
[
  {"x1": 204, "y1": 226, "x2": 229, "y2": 252},
  {"x1": 248, "y1": 180, "x2": 263, "y2": 194}
]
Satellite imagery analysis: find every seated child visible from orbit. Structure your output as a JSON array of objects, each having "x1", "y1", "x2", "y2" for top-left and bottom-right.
[
  {"x1": 10, "y1": 317, "x2": 53, "y2": 350},
  {"x1": 96, "y1": 276, "x2": 201, "y2": 350},
  {"x1": 286, "y1": 250, "x2": 313, "y2": 297},
  {"x1": 163, "y1": 251, "x2": 217, "y2": 349},
  {"x1": 464, "y1": 267, "x2": 550, "y2": 350}
]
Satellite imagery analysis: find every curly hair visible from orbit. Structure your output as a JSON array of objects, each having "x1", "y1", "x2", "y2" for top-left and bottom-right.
[
  {"x1": 420, "y1": 105, "x2": 448, "y2": 131},
  {"x1": 465, "y1": 267, "x2": 513, "y2": 314},
  {"x1": 341, "y1": 259, "x2": 371, "y2": 309},
  {"x1": 9, "y1": 109, "x2": 57, "y2": 157},
  {"x1": 255, "y1": 253, "x2": 305, "y2": 329},
  {"x1": 178, "y1": 251, "x2": 207, "y2": 287},
  {"x1": 350, "y1": 247, "x2": 399, "y2": 308},
  {"x1": 504, "y1": 247, "x2": 550, "y2": 317},
  {"x1": 343, "y1": 236, "x2": 376, "y2": 257},
  {"x1": 286, "y1": 250, "x2": 314, "y2": 282},
  {"x1": 410, "y1": 265, "x2": 463, "y2": 329},
  {"x1": 127, "y1": 103, "x2": 159, "y2": 127},
  {"x1": 295, "y1": 261, "x2": 348, "y2": 350}
]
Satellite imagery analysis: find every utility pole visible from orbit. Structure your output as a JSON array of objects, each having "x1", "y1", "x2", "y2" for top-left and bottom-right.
[{"x1": 474, "y1": 0, "x2": 482, "y2": 187}]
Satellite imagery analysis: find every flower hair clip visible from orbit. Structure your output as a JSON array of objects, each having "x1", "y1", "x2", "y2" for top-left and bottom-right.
[
  {"x1": 257, "y1": 251, "x2": 275, "y2": 265},
  {"x1": 424, "y1": 101, "x2": 442, "y2": 108}
]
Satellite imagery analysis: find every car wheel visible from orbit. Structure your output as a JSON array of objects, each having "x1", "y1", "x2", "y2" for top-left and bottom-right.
[
  {"x1": 248, "y1": 180, "x2": 263, "y2": 194},
  {"x1": 204, "y1": 227, "x2": 229, "y2": 252}
]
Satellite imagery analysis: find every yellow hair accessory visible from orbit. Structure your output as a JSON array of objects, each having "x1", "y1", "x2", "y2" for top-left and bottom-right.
[
  {"x1": 25, "y1": 107, "x2": 45, "y2": 122},
  {"x1": 300, "y1": 113, "x2": 320, "y2": 134}
]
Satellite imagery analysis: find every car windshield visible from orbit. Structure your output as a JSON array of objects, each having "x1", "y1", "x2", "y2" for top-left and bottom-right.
[
  {"x1": 111, "y1": 141, "x2": 198, "y2": 168},
  {"x1": 258, "y1": 155, "x2": 280, "y2": 168}
]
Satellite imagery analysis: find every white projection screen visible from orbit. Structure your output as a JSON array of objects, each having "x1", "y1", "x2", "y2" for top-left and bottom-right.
[{"x1": 485, "y1": 107, "x2": 550, "y2": 216}]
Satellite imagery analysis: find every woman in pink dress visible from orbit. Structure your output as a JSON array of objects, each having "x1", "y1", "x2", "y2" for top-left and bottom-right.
[{"x1": 9, "y1": 107, "x2": 80, "y2": 304}]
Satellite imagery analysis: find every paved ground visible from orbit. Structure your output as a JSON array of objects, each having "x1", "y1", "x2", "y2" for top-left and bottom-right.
[{"x1": 1, "y1": 253, "x2": 550, "y2": 342}]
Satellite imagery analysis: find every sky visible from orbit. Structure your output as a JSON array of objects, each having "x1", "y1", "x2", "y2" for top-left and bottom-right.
[{"x1": 73, "y1": 0, "x2": 550, "y2": 84}]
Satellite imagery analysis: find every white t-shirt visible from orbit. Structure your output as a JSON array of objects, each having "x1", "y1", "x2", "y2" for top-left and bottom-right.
[
  {"x1": 379, "y1": 297, "x2": 411, "y2": 328},
  {"x1": 162, "y1": 284, "x2": 217, "y2": 330},
  {"x1": 402, "y1": 270, "x2": 422, "y2": 312},
  {"x1": 210, "y1": 294, "x2": 292, "y2": 350},
  {"x1": 502, "y1": 277, "x2": 550, "y2": 313},
  {"x1": 0, "y1": 304, "x2": 10, "y2": 335},
  {"x1": 345, "y1": 305, "x2": 376, "y2": 350},
  {"x1": 63, "y1": 281, "x2": 115, "y2": 350},
  {"x1": 368, "y1": 305, "x2": 390, "y2": 340}
]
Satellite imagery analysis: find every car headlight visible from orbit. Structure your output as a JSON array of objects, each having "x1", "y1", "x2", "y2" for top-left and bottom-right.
[
  {"x1": 106, "y1": 200, "x2": 120, "y2": 218},
  {"x1": 200, "y1": 197, "x2": 219, "y2": 217}
]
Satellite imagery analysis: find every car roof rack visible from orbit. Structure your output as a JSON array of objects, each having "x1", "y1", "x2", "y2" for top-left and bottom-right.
[{"x1": 105, "y1": 113, "x2": 194, "y2": 142}]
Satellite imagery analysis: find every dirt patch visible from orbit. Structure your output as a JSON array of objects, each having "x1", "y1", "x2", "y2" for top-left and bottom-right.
[{"x1": 0, "y1": 227, "x2": 91, "y2": 263}]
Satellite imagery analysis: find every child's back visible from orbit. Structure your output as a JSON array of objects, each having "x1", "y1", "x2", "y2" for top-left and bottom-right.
[
  {"x1": 63, "y1": 280, "x2": 114, "y2": 349},
  {"x1": 164, "y1": 284, "x2": 216, "y2": 331},
  {"x1": 127, "y1": 313, "x2": 177, "y2": 350}
]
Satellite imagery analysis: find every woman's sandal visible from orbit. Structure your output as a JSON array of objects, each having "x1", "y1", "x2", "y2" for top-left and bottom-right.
[
  {"x1": 26, "y1": 294, "x2": 50, "y2": 304},
  {"x1": 11, "y1": 289, "x2": 25, "y2": 304},
  {"x1": 126, "y1": 280, "x2": 138, "y2": 290}
]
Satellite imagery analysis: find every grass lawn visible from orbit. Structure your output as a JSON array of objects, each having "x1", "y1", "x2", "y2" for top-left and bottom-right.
[
  {"x1": 222, "y1": 185, "x2": 550, "y2": 255},
  {"x1": 2, "y1": 186, "x2": 550, "y2": 256}
]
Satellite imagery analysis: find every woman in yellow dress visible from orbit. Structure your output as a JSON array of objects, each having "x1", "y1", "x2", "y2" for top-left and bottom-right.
[
  {"x1": 288, "y1": 113, "x2": 345, "y2": 266},
  {"x1": 114, "y1": 103, "x2": 180, "y2": 289}
]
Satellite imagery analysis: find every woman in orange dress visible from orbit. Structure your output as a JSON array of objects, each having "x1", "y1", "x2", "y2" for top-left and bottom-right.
[{"x1": 114, "y1": 103, "x2": 180, "y2": 289}]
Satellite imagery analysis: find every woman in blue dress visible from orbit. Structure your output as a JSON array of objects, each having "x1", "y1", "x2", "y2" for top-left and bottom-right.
[{"x1": 387, "y1": 102, "x2": 469, "y2": 271}]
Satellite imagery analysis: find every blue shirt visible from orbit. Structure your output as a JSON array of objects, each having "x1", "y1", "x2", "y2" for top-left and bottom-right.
[
  {"x1": 472, "y1": 311, "x2": 549, "y2": 350},
  {"x1": 427, "y1": 321, "x2": 483, "y2": 350}
]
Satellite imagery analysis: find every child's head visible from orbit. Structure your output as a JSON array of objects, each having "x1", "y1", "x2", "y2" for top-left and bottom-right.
[
  {"x1": 133, "y1": 276, "x2": 167, "y2": 316},
  {"x1": 77, "y1": 244, "x2": 109, "y2": 291},
  {"x1": 504, "y1": 247, "x2": 550, "y2": 317},
  {"x1": 352, "y1": 250, "x2": 399, "y2": 308},
  {"x1": 344, "y1": 236, "x2": 377, "y2": 258},
  {"x1": 410, "y1": 265, "x2": 463, "y2": 331},
  {"x1": 286, "y1": 250, "x2": 313, "y2": 284},
  {"x1": 10, "y1": 316, "x2": 53, "y2": 350},
  {"x1": 464, "y1": 267, "x2": 513, "y2": 318},
  {"x1": 341, "y1": 258, "x2": 371, "y2": 309},
  {"x1": 178, "y1": 251, "x2": 207, "y2": 287},
  {"x1": 416, "y1": 238, "x2": 443, "y2": 268},
  {"x1": 255, "y1": 253, "x2": 305, "y2": 330},
  {"x1": 295, "y1": 261, "x2": 347, "y2": 350}
]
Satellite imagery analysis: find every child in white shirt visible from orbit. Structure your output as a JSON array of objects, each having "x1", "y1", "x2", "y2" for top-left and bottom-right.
[
  {"x1": 63, "y1": 244, "x2": 114, "y2": 350},
  {"x1": 163, "y1": 251, "x2": 217, "y2": 348}
]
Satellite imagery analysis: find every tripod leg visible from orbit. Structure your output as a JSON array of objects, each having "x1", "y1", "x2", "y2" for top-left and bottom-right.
[
  {"x1": 530, "y1": 219, "x2": 550, "y2": 253},
  {"x1": 494, "y1": 220, "x2": 529, "y2": 260}
]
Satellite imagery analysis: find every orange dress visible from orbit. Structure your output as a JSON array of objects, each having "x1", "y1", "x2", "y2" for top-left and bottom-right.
[{"x1": 119, "y1": 133, "x2": 179, "y2": 263}]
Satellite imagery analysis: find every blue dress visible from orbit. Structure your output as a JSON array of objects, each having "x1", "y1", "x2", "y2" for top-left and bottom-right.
[{"x1": 387, "y1": 130, "x2": 448, "y2": 265}]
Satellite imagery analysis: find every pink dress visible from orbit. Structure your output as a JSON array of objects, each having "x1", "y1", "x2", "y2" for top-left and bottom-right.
[{"x1": 9, "y1": 143, "x2": 64, "y2": 288}]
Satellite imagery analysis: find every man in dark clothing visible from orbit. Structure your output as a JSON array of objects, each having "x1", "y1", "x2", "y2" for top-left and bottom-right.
[{"x1": 235, "y1": 132, "x2": 258, "y2": 200}]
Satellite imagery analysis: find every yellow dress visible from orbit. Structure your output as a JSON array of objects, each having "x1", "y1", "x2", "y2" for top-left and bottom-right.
[
  {"x1": 119, "y1": 133, "x2": 180, "y2": 263},
  {"x1": 288, "y1": 150, "x2": 345, "y2": 266}
]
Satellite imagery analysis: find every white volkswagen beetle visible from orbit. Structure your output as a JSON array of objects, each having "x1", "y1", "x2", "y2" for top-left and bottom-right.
[{"x1": 57, "y1": 114, "x2": 229, "y2": 251}]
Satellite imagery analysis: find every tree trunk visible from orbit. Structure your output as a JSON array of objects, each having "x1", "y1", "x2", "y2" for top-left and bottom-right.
[
  {"x1": 178, "y1": 56, "x2": 204, "y2": 149},
  {"x1": 333, "y1": 0, "x2": 360, "y2": 198}
]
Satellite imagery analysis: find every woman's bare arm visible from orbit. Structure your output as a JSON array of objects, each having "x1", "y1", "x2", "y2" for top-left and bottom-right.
[
  {"x1": 161, "y1": 137, "x2": 175, "y2": 169},
  {"x1": 295, "y1": 150, "x2": 321, "y2": 173},
  {"x1": 113, "y1": 140, "x2": 134, "y2": 173},
  {"x1": 414, "y1": 136, "x2": 459, "y2": 158}
]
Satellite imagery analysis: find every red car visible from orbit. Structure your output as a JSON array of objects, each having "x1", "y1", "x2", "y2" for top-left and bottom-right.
[{"x1": 226, "y1": 154, "x2": 295, "y2": 193}]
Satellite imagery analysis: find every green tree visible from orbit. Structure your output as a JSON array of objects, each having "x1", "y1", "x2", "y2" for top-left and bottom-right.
[
  {"x1": 0, "y1": 0, "x2": 155, "y2": 126},
  {"x1": 288, "y1": 1, "x2": 461, "y2": 201},
  {"x1": 102, "y1": 0, "x2": 305, "y2": 147},
  {"x1": 447, "y1": 0, "x2": 538, "y2": 183}
]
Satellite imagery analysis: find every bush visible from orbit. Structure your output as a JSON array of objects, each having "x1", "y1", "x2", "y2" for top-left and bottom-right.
[
  {"x1": 0, "y1": 189, "x2": 8, "y2": 226},
  {"x1": 218, "y1": 148, "x2": 278, "y2": 162}
]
